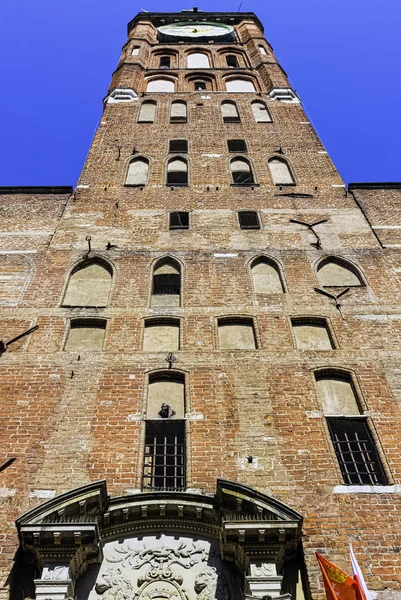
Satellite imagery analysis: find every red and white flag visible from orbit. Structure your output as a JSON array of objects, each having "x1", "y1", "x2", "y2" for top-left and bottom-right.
[{"x1": 350, "y1": 545, "x2": 372, "y2": 600}]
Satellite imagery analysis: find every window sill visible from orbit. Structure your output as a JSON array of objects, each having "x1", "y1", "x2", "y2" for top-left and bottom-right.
[
  {"x1": 333, "y1": 484, "x2": 400, "y2": 494},
  {"x1": 230, "y1": 183, "x2": 260, "y2": 188}
]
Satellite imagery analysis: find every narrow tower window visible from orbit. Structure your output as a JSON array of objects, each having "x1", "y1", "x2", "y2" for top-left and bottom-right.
[
  {"x1": 138, "y1": 101, "x2": 156, "y2": 123},
  {"x1": 268, "y1": 157, "x2": 294, "y2": 185},
  {"x1": 251, "y1": 101, "x2": 272, "y2": 123},
  {"x1": 221, "y1": 101, "x2": 240, "y2": 123},
  {"x1": 151, "y1": 258, "x2": 181, "y2": 307},
  {"x1": 63, "y1": 261, "x2": 112, "y2": 307},
  {"x1": 167, "y1": 158, "x2": 188, "y2": 186},
  {"x1": 226, "y1": 55, "x2": 239, "y2": 68},
  {"x1": 170, "y1": 101, "x2": 187, "y2": 123},
  {"x1": 230, "y1": 157, "x2": 254, "y2": 185},
  {"x1": 238, "y1": 211, "x2": 260, "y2": 229},
  {"x1": 125, "y1": 157, "x2": 149, "y2": 186},
  {"x1": 250, "y1": 257, "x2": 285, "y2": 294}
]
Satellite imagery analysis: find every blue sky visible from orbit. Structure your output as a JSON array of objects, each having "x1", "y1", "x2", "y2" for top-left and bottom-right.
[{"x1": 0, "y1": 0, "x2": 400, "y2": 186}]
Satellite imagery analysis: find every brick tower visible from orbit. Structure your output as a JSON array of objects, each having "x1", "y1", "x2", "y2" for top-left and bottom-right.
[{"x1": 1, "y1": 10, "x2": 401, "y2": 600}]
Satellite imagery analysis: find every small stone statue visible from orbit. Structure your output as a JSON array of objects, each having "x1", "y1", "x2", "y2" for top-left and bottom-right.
[{"x1": 158, "y1": 403, "x2": 176, "y2": 418}]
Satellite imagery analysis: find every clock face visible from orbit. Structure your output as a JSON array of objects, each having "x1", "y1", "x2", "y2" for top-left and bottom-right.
[{"x1": 157, "y1": 22, "x2": 235, "y2": 42}]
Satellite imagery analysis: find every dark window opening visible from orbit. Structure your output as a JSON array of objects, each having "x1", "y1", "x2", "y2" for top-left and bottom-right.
[
  {"x1": 169, "y1": 140, "x2": 188, "y2": 153},
  {"x1": 327, "y1": 417, "x2": 388, "y2": 485},
  {"x1": 159, "y1": 56, "x2": 171, "y2": 68},
  {"x1": 227, "y1": 139, "x2": 247, "y2": 152},
  {"x1": 194, "y1": 81, "x2": 206, "y2": 91},
  {"x1": 153, "y1": 273, "x2": 181, "y2": 296},
  {"x1": 226, "y1": 55, "x2": 239, "y2": 68},
  {"x1": 169, "y1": 212, "x2": 189, "y2": 230},
  {"x1": 167, "y1": 158, "x2": 188, "y2": 186},
  {"x1": 238, "y1": 211, "x2": 260, "y2": 229},
  {"x1": 143, "y1": 420, "x2": 185, "y2": 491},
  {"x1": 231, "y1": 159, "x2": 254, "y2": 185}
]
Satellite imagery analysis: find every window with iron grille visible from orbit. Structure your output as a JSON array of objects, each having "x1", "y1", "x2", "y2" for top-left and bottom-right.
[
  {"x1": 238, "y1": 211, "x2": 260, "y2": 229},
  {"x1": 227, "y1": 139, "x2": 247, "y2": 153},
  {"x1": 143, "y1": 420, "x2": 185, "y2": 491},
  {"x1": 169, "y1": 212, "x2": 189, "y2": 230},
  {"x1": 327, "y1": 417, "x2": 387, "y2": 485},
  {"x1": 169, "y1": 140, "x2": 188, "y2": 153}
]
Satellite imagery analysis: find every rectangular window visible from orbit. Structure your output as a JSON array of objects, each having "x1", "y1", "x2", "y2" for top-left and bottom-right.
[
  {"x1": 238, "y1": 211, "x2": 260, "y2": 230},
  {"x1": 227, "y1": 139, "x2": 247, "y2": 152},
  {"x1": 169, "y1": 140, "x2": 188, "y2": 153},
  {"x1": 159, "y1": 56, "x2": 171, "y2": 68},
  {"x1": 327, "y1": 417, "x2": 388, "y2": 485},
  {"x1": 143, "y1": 421, "x2": 185, "y2": 491},
  {"x1": 169, "y1": 211, "x2": 189, "y2": 230}
]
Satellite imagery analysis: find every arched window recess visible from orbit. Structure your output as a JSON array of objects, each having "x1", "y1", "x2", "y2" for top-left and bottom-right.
[
  {"x1": 268, "y1": 156, "x2": 295, "y2": 186},
  {"x1": 166, "y1": 157, "x2": 188, "y2": 186},
  {"x1": 316, "y1": 256, "x2": 365, "y2": 288},
  {"x1": 125, "y1": 156, "x2": 150, "y2": 187},
  {"x1": 62, "y1": 258, "x2": 113, "y2": 308},
  {"x1": 230, "y1": 156, "x2": 256, "y2": 186},
  {"x1": 250, "y1": 256, "x2": 285, "y2": 294}
]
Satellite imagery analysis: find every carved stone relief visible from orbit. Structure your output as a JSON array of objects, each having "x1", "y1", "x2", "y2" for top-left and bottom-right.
[{"x1": 83, "y1": 535, "x2": 240, "y2": 600}]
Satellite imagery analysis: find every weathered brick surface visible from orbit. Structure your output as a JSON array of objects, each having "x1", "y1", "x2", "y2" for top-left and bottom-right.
[{"x1": 0, "y1": 11, "x2": 401, "y2": 600}]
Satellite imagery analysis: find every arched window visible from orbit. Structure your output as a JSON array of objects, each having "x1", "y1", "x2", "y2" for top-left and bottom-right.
[
  {"x1": 221, "y1": 101, "x2": 240, "y2": 123},
  {"x1": 268, "y1": 157, "x2": 294, "y2": 185},
  {"x1": 0, "y1": 255, "x2": 31, "y2": 307},
  {"x1": 170, "y1": 101, "x2": 187, "y2": 123},
  {"x1": 159, "y1": 56, "x2": 171, "y2": 68},
  {"x1": 143, "y1": 318, "x2": 180, "y2": 351},
  {"x1": 138, "y1": 101, "x2": 156, "y2": 123},
  {"x1": 63, "y1": 261, "x2": 112, "y2": 307},
  {"x1": 250, "y1": 257, "x2": 285, "y2": 294},
  {"x1": 317, "y1": 258, "x2": 363, "y2": 287},
  {"x1": 230, "y1": 157, "x2": 254, "y2": 185},
  {"x1": 146, "y1": 78, "x2": 175, "y2": 92},
  {"x1": 291, "y1": 318, "x2": 334, "y2": 350},
  {"x1": 225, "y1": 78, "x2": 256, "y2": 92},
  {"x1": 167, "y1": 158, "x2": 188, "y2": 186},
  {"x1": 144, "y1": 372, "x2": 186, "y2": 491},
  {"x1": 151, "y1": 258, "x2": 181, "y2": 307},
  {"x1": 64, "y1": 319, "x2": 106, "y2": 352},
  {"x1": 125, "y1": 157, "x2": 149, "y2": 186},
  {"x1": 187, "y1": 52, "x2": 210, "y2": 68},
  {"x1": 315, "y1": 370, "x2": 387, "y2": 485},
  {"x1": 226, "y1": 55, "x2": 239, "y2": 68},
  {"x1": 251, "y1": 101, "x2": 272, "y2": 123},
  {"x1": 218, "y1": 317, "x2": 257, "y2": 350}
]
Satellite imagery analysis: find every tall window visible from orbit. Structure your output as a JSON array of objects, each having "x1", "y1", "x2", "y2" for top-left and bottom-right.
[
  {"x1": 251, "y1": 101, "x2": 272, "y2": 123},
  {"x1": 143, "y1": 372, "x2": 186, "y2": 491},
  {"x1": 63, "y1": 260, "x2": 112, "y2": 307},
  {"x1": 187, "y1": 52, "x2": 210, "y2": 68},
  {"x1": 315, "y1": 371, "x2": 387, "y2": 485},
  {"x1": 221, "y1": 101, "x2": 240, "y2": 123},
  {"x1": 230, "y1": 157, "x2": 254, "y2": 185},
  {"x1": 138, "y1": 101, "x2": 156, "y2": 123},
  {"x1": 317, "y1": 258, "x2": 363, "y2": 287},
  {"x1": 170, "y1": 101, "x2": 187, "y2": 123},
  {"x1": 225, "y1": 78, "x2": 256, "y2": 92},
  {"x1": 125, "y1": 157, "x2": 149, "y2": 186},
  {"x1": 268, "y1": 157, "x2": 294, "y2": 185},
  {"x1": 167, "y1": 158, "x2": 188, "y2": 186},
  {"x1": 146, "y1": 78, "x2": 175, "y2": 92},
  {"x1": 250, "y1": 257, "x2": 285, "y2": 294},
  {"x1": 151, "y1": 258, "x2": 181, "y2": 307}
]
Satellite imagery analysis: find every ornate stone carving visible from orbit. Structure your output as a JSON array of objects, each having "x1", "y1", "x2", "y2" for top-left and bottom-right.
[
  {"x1": 95, "y1": 567, "x2": 134, "y2": 600},
  {"x1": 194, "y1": 567, "x2": 230, "y2": 600},
  {"x1": 106, "y1": 536, "x2": 208, "y2": 571},
  {"x1": 137, "y1": 566, "x2": 183, "y2": 587}
]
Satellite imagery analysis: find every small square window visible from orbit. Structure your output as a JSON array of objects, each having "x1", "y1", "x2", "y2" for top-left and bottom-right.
[
  {"x1": 227, "y1": 139, "x2": 247, "y2": 152},
  {"x1": 169, "y1": 140, "x2": 188, "y2": 153},
  {"x1": 159, "y1": 56, "x2": 171, "y2": 68},
  {"x1": 169, "y1": 212, "x2": 189, "y2": 230},
  {"x1": 238, "y1": 211, "x2": 260, "y2": 230},
  {"x1": 195, "y1": 81, "x2": 206, "y2": 91}
]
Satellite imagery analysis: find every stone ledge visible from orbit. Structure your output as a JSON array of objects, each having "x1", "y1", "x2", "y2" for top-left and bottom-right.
[{"x1": 333, "y1": 485, "x2": 401, "y2": 494}]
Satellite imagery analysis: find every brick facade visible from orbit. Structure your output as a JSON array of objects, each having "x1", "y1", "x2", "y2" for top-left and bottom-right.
[{"x1": 1, "y1": 11, "x2": 401, "y2": 600}]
